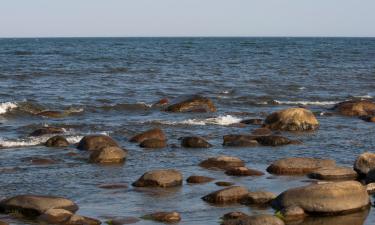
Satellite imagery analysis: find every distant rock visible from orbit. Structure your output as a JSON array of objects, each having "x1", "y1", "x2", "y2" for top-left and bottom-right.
[
  {"x1": 267, "y1": 157, "x2": 336, "y2": 175},
  {"x1": 77, "y1": 135, "x2": 119, "y2": 151},
  {"x1": 225, "y1": 167, "x2": 264, "y2": 176},
  {"x1": 333, "y1": 100, "x2": 375, "y2": 116},
  {"x1": 142, "y1": 212, "x2": 181, "y2": 223},
  {"x1": 165, "y1": 95, "x2": 216, "y2": 113},
  {"x1": 129, "y1": 128, "x2": 166, "y2": 143},
  {"x1": 199, "y1": 156, "x2": 245, "y2": 170},
  {"x1": 89, "y1": 146, "x2": 127, "y2": 164},
  {"x1": 181, "y1": 136, "x2": 212, "y2": 148},
  {"x1": 29, "y1": 127, "x2": 65, "y2": 137},
  {"x1": 264, "y1": 108, "x2": 319, "y2": 131},
  {"x1": 202, "y1": 186, "x2": 248, "y2": 204},
  {"x1": 223, "y1": 135, "x2": 258, "y2": 147},
  {"x1": 132, "y1": 169, "x2": 183, "y2": 188},
  {"x1": 139, "y1": 139, "x2": 167, "y2": 148},
  {"x1": 222, "y1": 215, "x2": 285, "y2": 225},
  {"x1": 186, "y1": 175, "x2": 214, "y2": 184},
  {"x1": 45, "y1": 135, "x2": 69, "y2": 147}
]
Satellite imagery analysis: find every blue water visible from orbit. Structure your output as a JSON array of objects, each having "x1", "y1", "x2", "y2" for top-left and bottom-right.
[{"x1": 0, "y1": 37, "x2": 375, "y2": 224}]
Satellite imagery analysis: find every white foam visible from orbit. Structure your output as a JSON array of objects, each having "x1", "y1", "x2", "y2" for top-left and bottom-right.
[
  {"x1": 274, "y1": 100, "x2": 338, "y2": 106},
  {"x1": 151, "y1": 115, "x2": 242, "y2": 126},
  {"x1": 0, "y1": 135, "x2": 83, "y2": 148},
  {"x1": 136, "y1": 102, "x2": 153, "y2": 108},
  {"x1": 353, "y1": 95, "x2": 373, "y2": 99},
  {"x1": 0, "y1": 102, "x2": 18, "y2": 114}
]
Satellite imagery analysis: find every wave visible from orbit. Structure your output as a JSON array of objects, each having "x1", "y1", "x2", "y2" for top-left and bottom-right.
[
  {"x1": 0, "y1": 135, "x2": 83, "y2": 148},
  {"x1": 274, "y1": 100, "x2": 339, "y2": 106},
  {"x1": 147, "y1": 115, "x2": 242, "y2": 126},
  {"x1": 0, "y1": 102, "x2": 18, "y2": 114}
]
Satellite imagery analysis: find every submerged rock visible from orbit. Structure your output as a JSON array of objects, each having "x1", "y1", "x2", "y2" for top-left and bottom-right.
[
  {"x1": 222, "y1": 215, "x2": 284, "y2": 225},
  {"x1": 181, "y1": 136, "x2": 212, "y2": 148},
  {"x1": 199, "y1": 156, "x2": 245, "y2": 170},
  {"x1": 333, "y1": 100, "x2": 375, "y2": 116},
  {"x1": 264, "y1": 108, "x2": 319, "y2": 131},
  {"x1": 222, "y1": 212, "x2": 248, "y2": 220},
  {"x1": 215, "y1": 181, "x2": 234, "y2": 187},
  {"x1": 77, "y1": 135, "x2": 119, "y2": 151},
  {"x1": 225, "y1": 167, "x2": 264, "y2": 176},
  {"x1": 294, "y1": 209, "x2": 369, "y2": 225},
  {"x1": 139, "y1": 139, "x2": 167, "y2": 148},
  {"x1": 202, "y1": 186, "x2": 248, "y2": 204},
  {"x1": 308, "y1": 166, "x2": 358, "y2": 180},
  {"x1": 165, "y1": 95, "x2": 216, "y2": 113},
  {"x1": 353, "y1": 152, "x2": 375, "y2": 176},
  {"x1": 129, "y1": 128, "x2": 166, "y2": 143},
  {"x1": 45, "y1": 135, "x2": 69, "y2": 147},
  {"x1": 89, "y1": 146, "x2": 127, "y2": 164},
  {"x1": 267, "y1": 157, "x2": 336, "y2": 175},
  {"x1": 29, "y1": 127, "x2": 65, "y2": 137},
  {"x1": 186, "y1": 175, "x2": 214, "y2": 184},
  {"x1": 63, "y1": 214, "x2": 101, "y2": 225},
  {"x1": 142, "y1": 212, "x2": 181, "y2": 223},
  {"x1": 132, "y1": 169, "x2": 183, "y2": 188}
]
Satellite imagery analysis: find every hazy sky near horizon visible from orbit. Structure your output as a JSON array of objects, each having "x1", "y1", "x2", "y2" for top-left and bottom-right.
[{"x1": 1, "y1": 0, "x2": 374, "y2": 37}]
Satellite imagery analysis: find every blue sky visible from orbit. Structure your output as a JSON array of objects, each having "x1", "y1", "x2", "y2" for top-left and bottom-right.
[{"x1": 0, "y1": 0, "x2": 374, "y2": 37}]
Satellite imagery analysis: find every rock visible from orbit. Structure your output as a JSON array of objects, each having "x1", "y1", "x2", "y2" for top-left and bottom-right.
[
  {"x1": 29, "y1": 127, "x2": 65, "y2": 137},
  {"x1": 181, "y1": 136, "x2": 212, "y2": 148},
  {"x1": 186, "y1": 176, "x2": 214, "y2": 184},
  {"x1": 272, "y1": 181, "x2": 370, "y2": 215},
  {"x1": 215, "y1": 181, "x2": 235, "y2": 187},
  {"x1": 255, "y1": 135, "x2": 293, "y2": 146},
  {"x1": 89, "y1": 146, "x2": 127, "y2": 164},
  {"x1": 199, "y1": 156, "x2": 245, "y2": 170},
  {"x1": 353, "y1": 152, "x2": 375, "y2": 176},
  {"x1": 280, "y1": 206, "x2": 306, "y2": 222},
  {"x1": 132, "y1": 169, "x2": 183, "y2": 188},
  {"x1": 77, "y1": 135, "x2": 119, "y2": 151},
  {"x1": 38, "y1": 208, "x2": 73, "y2": 224},
  {"x1": 295, "y1": 209, "x2": 369, "y2": 225},
  {"x1": 165, "y1": 95, "x2": 216, "y2": 113},
  {"x1": 105, "y1": 217, "x2": 140, "y2": 225},
  {"x1": 202, "y1": 186, "x2": 248, "y2": 204},
  {"x1": 364, "y1": 169, "x2": 375, "y2": 183},
  {"x1": 333, "y1": 100, "x2": 375, "y2": 116},
  {"x1": 222, "y1": 215, "x2": 285, "y2": 225},
  {"x1": 308, "y1": 167, "x2": 358, "y2": 180},
  {"x1": 129, "y1": 128, "x2": 166, "y2": 143},
  {"x1": 142, "y1": 212, "x2": 181, "y2": 223},
  {"x1": 223, "y1": 135, "x2": 258, "y2": 147},
  {"x1": 0, "y1": 195, "x2": 78, "y2": 217},
  {"x1": 225, "y1": 167, "x2": 264, "y2": 176},
  {"x1": 222, "y1": 212, "x2": 248, "y2": 220},
  {"x1": 359, "y1": 115, "x2": 375, "y2": 122},
  {"x1": 264, "y1": 108, "x2": 319, "y2": 131},
  {"x1": 97, "y1": 183, "x2": 128, "y2": 189},
  {"x1": 152, "y1": 98, "x2": 169, "y2": 107},
  {"x1": 251, "y1": 128, "x2": 272, "y2": 136},
  {"x1": 241, "y1": 191, "x2": 276, "y2": 205},
  {"x1": 45, "y1": 135, "x2": 69, "y2": 147},
  {"x1": 36, "y1": 110, "x2": 65, "y2": 118},
  {"x1": 63, "y1": 214, "x2": 101, "y2": 225},
  {"x1": 267, "y1": 157, "x2": 336, "y2": 175},
  {"x1": 366, "y1": 183, "x2": 375, "y2": 194},
  {"x1": 139, "y1": 139, "x2": 167, "y2": 148},
  {"x1": 240, "y1": 119, "x2": 263, "y2": 125}
]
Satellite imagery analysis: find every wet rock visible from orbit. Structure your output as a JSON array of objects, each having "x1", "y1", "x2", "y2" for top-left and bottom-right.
[
  {"x1": 45, "y1": 135, "x2": 69, "y2": 147},
  {"x1": 295, "y1": 209, "x2": 369, "y2": 225},
  {"x1": 36, "y1": 110, "x2": 65, "y2": 118},
  {"x1": 129, "y1": 128, "x2": 166, "y2": 143},
  {"x1": 267, "y1": 157, "x2": 336, "y2": 175},
  {"x1": 63, "y1": 214, "x2": 101, "y2": 225},
  {"x1": 77, "y1": 135, "x2": 119, "y2": 151},
  {"x1": 23, "y1": 157, "x2": 57, "y2": 165},
  {"x1": 165, "y1": 95, "x2": 216, "y2": 113},
  {"x1": 353, "y1": 152, "x2": 375, "y2": 176},
  {"x1": 223, "y1": 135, "x2": 257, "y2": 147},
  {"x1": 240, "y1": 118, "x2": 263, "y2": 125},
  {"x1": 181, "y1": 136, "x2": 212, "y2": 148},
  {"x1": 364, "y1": 169, "x2": 375, "y2": 183},
  {"x1": 97, "y1": 183, "x2": 128, "y2": 189},
  {"x1": 199, "y1": 156, "x2": 245, "y2": 170},
  {"x1": 225, "y1": 167, "x2": 264, "y2": 176},
  {"x1": 202, "y1": 186, "x2": 248, "y2": 204},
  {"x1": 366, "y1": 183, "x2": 375, "y2": 194},
  {"x1": 333, "y1": 100, "x2": 375, "y2": 116},
  {"x1": 29, "y1": 127, "x2": 65, "y2": 137},
  {"x1": 38, "y1": 208, "x2": 73, "y2": 224},
  {"x1": 222, "y1": 211, "x2": 248, "y2": 220},
  {"x1": 105, "y1": 217, "x2": 140, "y2": 225},
  {"x1": 0, "y1": 195, "x2": 78, "y2": 217},
  {"x1": 281, "y1": 206, "x2": 306, "y2": 222},
  {"x1": 255, "y1": 135, "x2": 293, "y2": 146},
  {"x1": 272, "y1": 181, "x2": 370, "y2": 215},
  {"x1": 139, "y1": 139, "x2": 167, "y2": 148},
  {"x1": 222, "y1": 215, "x2": 284, "y2": 225},
  {"x1": 241, "y1": 191, "x2": 276, "y2": 205},
  {"x1": 264, "y1": 108, "x2": 319, "y2": 131},
  {"x1": 142, "y1": 211, "x2": 181, "y2": 223},
  {"x1": 186, "y1": 175, "x2": 214, "y2": 184},
  {"x1": 308, "y1": 167, "x2": 358, "y2": 180},
  {"x1": 215, "y1": 181, "x2": 234, "y2": 187},
  {"x1": 89, "y1": 146, "x2": 127, "y2": 164},
  {"x1": 132, "y1": 169, "x2": 183, "y2": 188},
  {"x1": 251, "y1": 128, "x2": 272, "y2": 136}
]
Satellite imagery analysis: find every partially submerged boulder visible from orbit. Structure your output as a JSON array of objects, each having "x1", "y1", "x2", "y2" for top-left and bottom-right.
[
  {"x1": 199, "y1": 156, "x2": 245, "y2": 170},
  {"x1": 186, "y1": 175, "x2": 214, "y2": 184},
  {"x1": 222, "y1": 215, "x2": 285, "y2": 225},
  {"x1": 308, "y1": 167, "x2": 358, "y2": 180},
  {"x1": 264, "y1": 108, "x2": 319, "y2": 131},
  {"x1": 129, "y1": 128, "x2": 166, "y2": 143},
  {"x1": 45, "y1": 135, "x2": 69, "y2": 147},
  {"x1": 225, "y1": 167, "x2": 264, "y2": 176},
  {"x1": 267, "y1": 157, "x2": 336, "y2": 175},
  {"x1": 353, "y1": 152, "x2": 375, "y2": 176},
  {"x1": 132, "y1": 169, "x2": 183, "y2": 188},
  {"x1": 89, "y1": 146, "x2": 127, "y2": 164},
  {"x1": 139, "y1": 139, "x2": 167, "y2": 148},
  {"x1": 202, "y1": 186, "x2": 248, "y2": 204},
  {"x1": 38, "y1": 208, "x2": 73, "y2": 224},
  {"x1": 333, "y1": 100, "x2": 375, "y2": 116},
  {"x1": 181, "y1": 136, "x2": 212, "y2": 148},
  {"x1": 255, "y1": 135, "x2": 293, "y2": 146},
  {"x1": 77, "y1": 135, "x2": 119, "y2": 151},
  {"x1": 223, "y1": 135, "x2": 258, "y2": 147},
  {"x1": 63, "y1": 214, "x2": 101, "y2": 225},
  {"x1": 165, "y1": 95, "x2": 216, "y2": 113}
]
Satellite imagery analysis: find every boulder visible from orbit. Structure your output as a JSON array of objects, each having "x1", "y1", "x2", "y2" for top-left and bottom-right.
[
  {"x1": 267, "y1": 157, "x2": 336, "y2": 175},
  {"x1": 142, "y1": 212, "x2": 181, "y2": 223},
  {"x1": 139, "y1": 139, "x2": 167, "y2": 148},
  {"x1": 89, "y1": 146, "x2": 127, "y2": 164},
  {"x1": 77, "y1": 135, "x2": 119, "y2": 151},
  {"x1": 0, "y1": 195, "x2": 78, "y2": 217},
  {"x1": 38, "y1": 208, "x2": 73, "y2": 224},
  {"x1": 45, "y1": 135, "x2": 69, "y2": 147},
  {"x1": 186, "y1": 176, "x2": 214, "y2": 184},
  {"x1": 63, "y1": 214, "x2": 101, "y2": 225},
  {"x1": 129, "y1": 128, "x2": 166, "y2": 143},
  {"x1": 29, "y1": 127, "x2": 65, "y2": 137},
  {"x1": 255, "y1": 135, "x2": 292, "y2": 146},
  {"x1": 308, "y1": 167, "x2": 358, "y2": 180},
  {"x1": 202, "y1": 186, "x2": 248, "y2": 204},
  {"x1": 165, "y1": 95, "x2": 216, "y2": 113},
  {"x1": 222, "y1": 215, "x2": 285, "y2": 225},
  {"x1": 353, "y1": 152, "x2": 375, "y2": 176},
  {"x1": 181, "y1": 136, "x2": 212, "y2": 148},
  {"x1": 199, "y1": 156, "x2": 245, "y2": 170},
  {"x1": 264, "y1": 108, "x2": 319, "y2": 131},
  {"x1": 241, "y1": 191, "x2": 276, "y2": 205},
  {"x1": 225, "y1": 167, "x2": 264, "y2": 176},
  {"x1": 333, "y1": 100, "x2": 375, "y2": 116},
  {"x1": 272, "y1": 181, "x2": 370, "y2": 215},
  {"x1": 132, "y1": 169, "x2": 183, "y2": 188}
]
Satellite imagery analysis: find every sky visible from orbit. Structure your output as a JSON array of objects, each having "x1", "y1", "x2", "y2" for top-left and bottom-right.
[{"x1": 0, "y1": 0, "x2": 374, "y2": 37}]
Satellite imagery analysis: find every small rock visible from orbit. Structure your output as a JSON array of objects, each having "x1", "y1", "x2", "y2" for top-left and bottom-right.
[
  {"x1": 38, "y1": 208, "x2": 73, "y2": 224},
  {"x1": 186, "y1": 176, "x2": 214, "y2": 184},
  {"x1": 45, "y1": 135, "x2": 69, "y2": 147},
  {"x1": 77, "y1": 135, "x2": 119, "y2": 151},
  {"x1": 281, "y1": 206, "x2": 306, "y2": 221},
  {"x1": 267, "y1": 157, "x2": 336, "y2": 175},
  {"x1": 105, "y1": 217, "x2": 140, "y2": 225},
  {"x1": 225, "y1": 167, "x2": 264, "y2": 176},
  {"x1": 222, "y1": 211, "x2": 248, "y2": 220},
  {"x1": 241, "y1": 191, "x2": 276, "y2": 205},
  {"x1": 142, "y1": 212, "x2": 181, "y2": 223},
  {"x1": 251, "y1": 128, "x2": 272, "y2": 136},
  {"x1": 89, "y1": 146, "x2": 127, "y2": 164},
  {"x1": 354, "y1": 152, "x2": 375, "y2": 176},
  {"x1": 199, "y1": 156, "x2": 245, "y2": 170},
  {"x1": 132, "y1": 169, "x2": 183, "y2": 188},
  {"x1": 264, "y1": 108, "x2": 319, "y2": 131},
  {"x1": 308, "y1": 166, "x2": 358, "y2": 180},
  {"x1": 255, "y1": 135, "x2": 293, "y2": 146},
  {"x1": 139, "y1": 139, "x2": 167, "y2": 148},
  {"x1": 165, "y1": 95, "x2": 216, "y2": 113},
  {"x1": 181, "y1": 136, "x2": 212, "y2": 148},
  {"x1": 129, "y1": 128, "x2": 166, "y2": 143},
  {"x1": 63, "y1": 214, "x2": 101, "y2": 225},
  {"x1": 222, "y1": 215, "x2": 284, "y2": 225},
  {"x1": 23, "y1": 157, "x2": 57, "y2": 165},
  {"x1": 29, "y1": 127, "x2": 65, "y2": 137},
  {"x1": 215, "y1": 181, "x2": 235, "y2": 187},
  {"x1": 223, "y1": 135, "x2": 258, "y2": 147},
  {"x1": 202, "y1": 186, "x2": 248, "y2": 204},
  {"x1": 333, "y1": 100, "x2": 375, "y2": 116},
  {"x1": 97, "y1": 183, "x2": 128, "y2": 189},
  {"x1": 36, "y1": 110, "x2": 65, "y2": 118}
]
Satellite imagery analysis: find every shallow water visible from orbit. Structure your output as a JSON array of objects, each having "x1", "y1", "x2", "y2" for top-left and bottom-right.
[{"x1": 0, "y1": 37, "x2": 375, "y2": 224}]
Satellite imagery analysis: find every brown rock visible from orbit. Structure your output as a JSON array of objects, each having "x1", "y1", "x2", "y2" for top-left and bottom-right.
[
  {"x1": 334, "y1": 100, "x2": 375, "y2": 116},
  {"x1": 222, "y1": 215, "x2": 285, "y2": 225},
  {"x1": 97, "y1": 183, "x2": 128, "y2": 189},
  {"x1": 215, "y1": 181, "x2": 235, "y2": 187},
  {"x1": 38, "y1": 208, "x2": 73, "y2": 224},
  {"x1": 21, "y1": 157, "x2": 57, "y2": 165},
  {"x1": 267, "y1": 157, "x2": 336, "y2": 175},
  {"x1": 181, "y1": 136, "x2": 212, "y2": 148},
  {"x1": 89, "y1": 146, "x2": 127, "y2": 164},
  {"x1": 139, "y1": 139, "x2": 167, "y2": 148},
  {"x1": 186, "y1": 176, "x2": 214, "y2": 184},
  {"x1": 29, "y1": 127, "x2": 65, "y2": 137},
  {"x1": 264, "y1": 108, "x2": 319, "y2": 131},
  {"x1": 0, "y1": 221, "x2": 8, "y2": 225},
  {"x1": 251, "y1": 128, "x2": 272, "y2": 136},
  {"x1": 129, "y1": 128, "x2": 166, "y2": 143},
  {"x1": 353, "y1": 152, "x2": 375, "y2": 176},
  {"x1": 63, "y1": 214, "x2": 101, "y2": 225},
  {"x1": 366, "y1": 183, "x2": 375, "y2": 194},
  {"x1": 77, "y1": 135, "x2": 119, "y2": 151},
  {"x1": 202, "y1": 186, "x2": 248, "y2": 204},
  {"x1": 222, "y1": 211, "x2": 248, "y2": 220},
  {"x1": 308, "y1": 167, "x2": 358, "y2": 180},
  {"x1": 105, "y1": 217, "x2": 140, "y2": 225},
  {"x1": 241, "y1": 191, "x2": 276, "y2": 205},
  {"x1": 165, "y1": 95, "x2": 216, "y2": 113},
  {"x1": 255, "y1": 135, "x2": 292, "y2": 146},
  {"x1": 199, "y1": 156, "x2": 245, "y2": 170},
  {"x1": 281, "y1": 206, "x2": 306, "y2": 222},
  {"x1": 297, "y1": 209, "x2": 369, "y2": 225},
  {"x1": 45, "y1": 135, "x2": 69, "y2": 147},
  {"x1": 36, "y1": 110, "x2": 65, "y2": 118},
  {"x1": 143, "y1": 212, "x2": 181, "y2": 223},
  {"x1": 225, "y1": 167, "x2": 264, "y2": 176},
  {"x1": 132, "y1": 169, "x2": 183, "y2": 188},
  {"x1": 223, "y1": 135, "x2": 257, "y2": 147}
]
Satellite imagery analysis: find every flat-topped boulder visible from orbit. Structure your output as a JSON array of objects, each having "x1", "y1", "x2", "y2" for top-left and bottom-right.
[
  {"x1": 354, "y1": 152, "x2": 375, "y2": 176},
  {"x1": 199, "y1": 156, "x2": 245, "y2": 170},
  {"x1": 165, "y1": 95, "x2": 216, "y2": 113},
  {"x1": 222, "y1": 215, "x2": 285, "y2": 225},
  {"x1": 45, "y1": 135, "x2": 69, "y2": 147},
  {"x1": 202, "y1": 186, "x2": 248, "y2": 204},
  {"x1": 264, "y1": 108, "x2": 319, "y2": 131},
  {"x1": 77, "y1": 135, "x2": 119, "y2": 151},
  {"x1": 267, "y1": 157, "x2": 336, "y2": 175},
  {"x1": 272, "y1": 181, "x2": 370, "y2": 215},
  {"x1": 89, "y1": 146, "x2": 127, "y2": 164},
  {"x1": 132, "y1": 169, "x2": 183, "y2": 188},
  {"x1": 129, "y1": 128, "x2": 166, "y2": 143},
  {"x1": 333, "y1": 100, "x2": 375, "y2": 116},
  {"x1": 225, "y1": 167, "x2": 264, "y2": 176},
  {"x1": 186, "y1": 175, "x2": 214, "y2": 184},
  {"x1": 308, "y1": 166, "x2": 358, "y2": 180},
  {"x1": 181, "y1": 136, "x2": 212, "y2": 148}
]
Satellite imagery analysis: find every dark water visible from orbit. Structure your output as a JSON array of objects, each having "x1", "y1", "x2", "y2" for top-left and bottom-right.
[{"x1": 0, "y1": 37, "x2": 375, "y2": 224}]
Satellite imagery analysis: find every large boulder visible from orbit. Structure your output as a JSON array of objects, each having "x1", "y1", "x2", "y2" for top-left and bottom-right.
[
  {"x1": 264, "y1": 108, "x2": 319, "y2": 131},
  {"x1": 308, "y1": 166, "x2": 358, "y2": 180},
  {"x1": 199, "y1": 156, "x2": 245, "y2": 170},
  {"x1": 89, "y1": 146, "x2": 127, "y2": 164},
  {"x1": 29, "y1": 127, "x2": 65, "y2": 137},
  {"x1": 202, "y1": 186, "x2": 248, "y2": 204},
  {"x1": 165, "y1": 95, "x2": 216, "y2": 113},
  {"x1": 45, "y1": 136, "x2": 69, "y2": 147},
  {"x1": 181, "y1": 136, "x2": 212, "y2": 148},
  {"x1": 267, "y1": 157, "x2": 336, "y2": 175},
  {"x1": 132, "y1": 169, "x2": 183, "y2": 188},
  {"x1": 222, "y1": 215, "x2": 285, "y2": 225},
  {"x1": 0, "y1": 195, "x2": 78, "y2": 217},
  {"x1": 77, "y1": 135, "x2": 119, "y2": 151},
  {"x1": 353, "y1": 152, "x2": 375, "y2": 176},
  {"x1": 272, "y1": 181, "x2": 370, "y2": 215},
  {"x1": 333, "y1": 100, "x2": 375, "y2": 116},
  {"x1": 129, "y1": 128, "x2": 166, "y2": 143}
]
